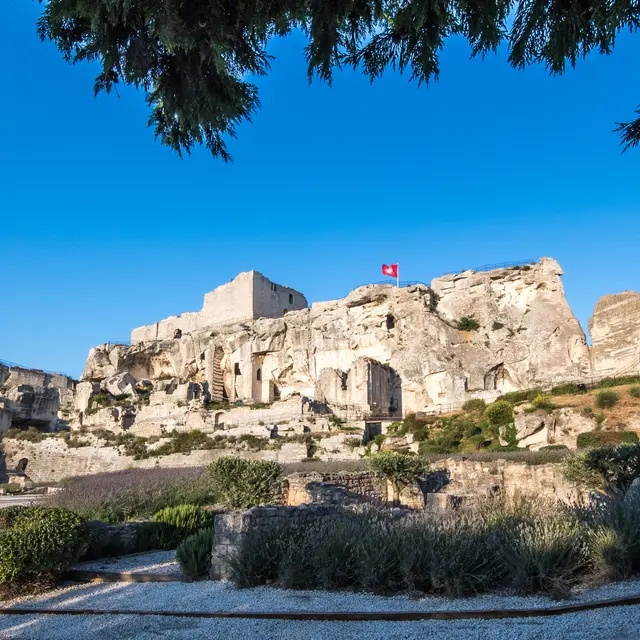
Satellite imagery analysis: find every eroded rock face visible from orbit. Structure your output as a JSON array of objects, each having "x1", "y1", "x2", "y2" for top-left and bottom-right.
[
  {"x1": 589, "y1": 292, "x2": 640, "y2": 375},
  {"x1": 72, "y1": 258, "x2": 591, "y2": 436},
  {"x1": 0, "y1": 364, "x2": 76, "y2": 431}
]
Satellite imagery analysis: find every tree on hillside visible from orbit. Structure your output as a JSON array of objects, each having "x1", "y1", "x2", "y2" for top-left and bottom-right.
[{"x1": 36, "y1": 0, "x2": 640, "y2": 160}]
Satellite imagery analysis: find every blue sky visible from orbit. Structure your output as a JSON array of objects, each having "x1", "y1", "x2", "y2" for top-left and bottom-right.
[{"x1": 2, "y1": 3, "x2": 639, "y2": 379}]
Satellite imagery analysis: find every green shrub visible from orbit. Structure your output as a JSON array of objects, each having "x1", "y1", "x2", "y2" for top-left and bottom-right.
[
  {"x1": 550, "y1": 383, "x2": 583, "y2": 396},
  {"x1": 582, "y1": 443, "x2": 640, "y2": 491},
  {"x1": 531, "y1": 394, "x2": 555, "y2": 411},
  {"x1": 595, "y1": 391, "x2": 619, "y2": 409},
  {"x1": 629, "y1": 386, "x2": 640, "y2": 399},
  {"x1": 176, "y1": 528, "x2": 214, "y2": 580},
  {"x1": 368, "y1": 451, "x2": 428, "y2": 498},
  {"x1": 539, "y1": 444, "x2": 569, "y2": 451},
  {"x1": 344, "y1": 437, "x2": 362, "y2": 448},
  {"x1": 207, "y1": 457, "x2": 283, "y2": 509},
  {"x1": 458, "y1": 317, "x2": 480, "y2": 331},
  {"x1": 561, "y1": 451, "x2": 605, "y2": 490},
  {"x1": 576, "y1": 431, "x2": 638, "y2": 449},
  {"x1": 499, "y1": 389, "x2": 542, "y2": 405},
  {"x1": 0, "y1": 507, "x2": 89, "y2": 584},
  {"x1": 373, "y1": 434, "x2": 386, "y2": 447},
  {"x1": 151, "y1": 505, "x2": 211, "y2": 546},
  {"x1": 485, "y1": 400, "x2": 513, "y2": 426},
  {"x1": 462, "y1": 399, "x2": 486, "y2": 412},
  {"x1": 597, "y1": 376, "x2": 640, "y2": 389}
]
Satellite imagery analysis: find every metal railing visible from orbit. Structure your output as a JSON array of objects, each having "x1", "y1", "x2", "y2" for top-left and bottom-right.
[
  {"x1": 435, "y1": 259, "x2": 535, "y2": 279},
  {"x1": 0, "y1": 358, "x2": 73, "y2": 379}
]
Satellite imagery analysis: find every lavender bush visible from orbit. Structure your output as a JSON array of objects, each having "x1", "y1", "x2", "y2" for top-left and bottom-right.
[{"x1": 47, "y1": 467, "x2": 214, "y2": 523}]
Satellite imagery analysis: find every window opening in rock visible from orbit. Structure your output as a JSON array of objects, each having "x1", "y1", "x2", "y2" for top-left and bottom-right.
[
  {"x1": 341, "y1": 371, "x2": 349, "y2": 391},
  {"x1": 200, "y1": 352, "x2": 206, "y2": 361},
  {"x1": 16, "y1": 458, "x2": 28, "y2": 472},
  {"x1": 271, "y1": 283, "x2": 277, "y2": 292},
  {"x1": 289, "y1": 293, "x2": 294, "y2": 304},
  {"x1": 174, "y1": 329, "x2": 182, "y2": 339},
  {"x1": 386, "y1": 314, "x2": 396, "y2": 330},
  {"x1": 256, "y1": 368, "x2": 262, "y2": 382},
  {"x1": 234, "y1": 363, "x2": 241, "y2": 376}
]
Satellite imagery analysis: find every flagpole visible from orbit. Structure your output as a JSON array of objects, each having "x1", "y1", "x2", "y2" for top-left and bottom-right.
[{"x1": 397, "y1": 263, "x2": 399, "y2": 288}]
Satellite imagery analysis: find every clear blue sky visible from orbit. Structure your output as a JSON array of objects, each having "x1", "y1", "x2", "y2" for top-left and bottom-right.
[{"x1": 2, "y1": 3, "x2": 639, "y2": 379}]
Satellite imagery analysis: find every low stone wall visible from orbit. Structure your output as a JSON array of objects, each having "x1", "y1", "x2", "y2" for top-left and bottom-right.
[
  {"x1": 210, "y1": 505, "x2": 336, "y2": 580},
  {"x1": 284, "y1": 471, "x2": 425, "y2": 509}
]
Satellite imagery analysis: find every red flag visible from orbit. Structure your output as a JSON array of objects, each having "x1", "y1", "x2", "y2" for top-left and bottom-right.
[{"x1": 382, "y1": 264, "x2": 398, "y2": 278}]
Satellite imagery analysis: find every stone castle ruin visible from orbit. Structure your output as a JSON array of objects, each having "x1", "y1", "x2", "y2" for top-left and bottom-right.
[{"x1": 2, "y1": 257, "x2": 640, "y2": 483}]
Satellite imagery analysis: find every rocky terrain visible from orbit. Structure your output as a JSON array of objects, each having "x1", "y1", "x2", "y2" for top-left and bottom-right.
[{"x1": 2, "y1": 257, "x2": 640, "y2": 484}]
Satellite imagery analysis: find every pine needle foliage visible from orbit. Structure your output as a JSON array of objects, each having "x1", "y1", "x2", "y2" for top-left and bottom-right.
[{"x1": 35, "y1": 1, "x2": 640, "y2": 159}]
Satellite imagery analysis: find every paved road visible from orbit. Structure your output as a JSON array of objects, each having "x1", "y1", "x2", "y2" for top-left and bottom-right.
[{"x1": 0, "y1": 495, "x2": 46, "y2": 509}]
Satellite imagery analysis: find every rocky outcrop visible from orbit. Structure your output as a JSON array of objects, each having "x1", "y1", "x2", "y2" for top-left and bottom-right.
[
  {"x1": 0, "y1": 364, "x2": 76, "y2": 432},
  {"x1": 589, "y1": 292, "x2": 640, "y2": 376},
  {"x1": 71, "y1": 259, "x2": 591, "y2": 438}
]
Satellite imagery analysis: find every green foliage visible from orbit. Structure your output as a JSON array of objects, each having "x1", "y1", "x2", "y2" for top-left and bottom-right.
[
  {"x1": 327, "y1": 414, "x2": 345, "y2": 428},
  {"x1": 373, "y1": 434, "x2": 386, "y2": 447},
  {"x1": 629, "y1": 386, "x2": 640, "y2": 398},
  {"x1": 596, "y1": 413, "x2": 607, "y2": 429},
  {"x1": 250, "y1": 402, "x2": 272, "y2": 410},
  {"x1": 368, "y1": 451, "x2": 428, "y2": 496},
  {"x1": 152, "y1": 505, "x2": 212, "y2": 547},
  {"x1": 35, "y1": 0, "x2": 640, "y2": 160},
  {"x1": 500, "y1": 388, "x2": 543, "y2": 405},
  {"x1": 458, "y1": 316, "x2": 480, "y2": 331},
  {"x1": 207, "y1": 457, "x2": 283, "y2": 509},
  {"x1": 561, "y1": 450, "x2": 606, "y2": 490},
  {"x1": 462, "y1": 398, "x2": 486, "y2": 412},
  {"x1": 577, "y1": 432, "x2": 638, "y2": 449},
  {"x1": 531, "y1": 394, "x2": 555, "y2": 412},
  {"x1": 485, "y1": 400, "x2": 514, "y2": 426},
  {"x1": 501, "y1": 422, "x2": 518, "y2": 448},
  {"x1": 229, "y1": 498, "x2": 609, "y2": 598},
  {"x1": 176, "y1": 528, "x2": 214, "y2": 580},
  {"x1": 595, "y1": 391, "x2": 620, "y2": 409},
  {"x1": 597, "y1": 376, "x2": 640, "y2": 389},
  {"x1": 3, "y1": 427, "x2": 50, "y2": 443},
  {"x1": 581, "y1": 443, "x2": 640, "y2": 491},
  {"x1": 344, "y1": 437, "x2": 362, "y2": 448},
  {"x1": 0, "y1": 507, "x2": 89, "y2": 584},
  {"x1": 149, "y1": 430, "x2": 219, "y2": 457},
  {"x1": 550, "y1": 383, "x2": 583, "y2": 396}
]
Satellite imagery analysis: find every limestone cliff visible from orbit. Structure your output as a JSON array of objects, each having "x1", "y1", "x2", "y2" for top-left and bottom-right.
[
  {"x1": 589, "y1": 292, "x2": 640, "y2": 375},
  {"x1": 70, "y1": 260, "x2": 590, "y2": 436},
  {"x1": 0, "y1": 364, "x2": 76, "y2": 433}
]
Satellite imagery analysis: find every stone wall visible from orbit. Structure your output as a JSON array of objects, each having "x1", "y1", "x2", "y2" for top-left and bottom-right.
[{"x1": 210, "y1": 505, "x2": 337, "y2": 580}]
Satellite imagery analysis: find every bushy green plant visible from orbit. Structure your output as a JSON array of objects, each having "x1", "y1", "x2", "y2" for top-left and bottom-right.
[
  {"x1": 595, "y1": 391, "x2": 619, "y2": 409},
  {"x1": 151, "y1": 505, "x2": 211, "y2": 546},
  {"x1": 368, "y1": 451, "x2": 428, "y2": 498},
  {"x1": 176, "y1": 528, "x2": 214, "y2": 580},
  {"x1": 0, "y1": 507, "x2": 89, "y2": 584},
  {"x1": 597, "y1": 376, "x2": 640, "y2": 389},
  {"x1": 550, "y1": 383, "x2": 584, "y2": 396},
  {"x1": 207, "y1": 457, "x2": 283, "y2": 509},
  {"x1": 629, "y1": 386, "x2": 640, "y2": 399},
  {"x1": 531, "y1": 394, "x2": 555, "y2": 411},
  {"x1": 462, "y1": 398, "x2": 486, "y2": 412},
  {"x1": 582, "y1": 443, "x2": 640, "y2": 491},
  {"x1": 458, "y1": 317, "x2": 480, "y2": 331},
  {"x1": 485, "y1": 400, "x2": 513, "y2": 426},
  {"x1": 576, "y1": 432, "x2": 638, "y2": 449},
  {"x1": 500, "y1": 389, "x2": 542, "y2": 405}
]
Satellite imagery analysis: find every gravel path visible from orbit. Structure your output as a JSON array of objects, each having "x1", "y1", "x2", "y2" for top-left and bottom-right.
[
  {"x1": 71, "y1": 551, "x2": 181, "y2": 576},
  {"x1": 2, "y1": 579, "x2": 640, "y2": 639}
]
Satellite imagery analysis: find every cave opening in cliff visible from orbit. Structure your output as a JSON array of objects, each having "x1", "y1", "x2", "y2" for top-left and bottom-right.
[{"x1": 386, "y1": 314, "x2": 396, "y2": 330}]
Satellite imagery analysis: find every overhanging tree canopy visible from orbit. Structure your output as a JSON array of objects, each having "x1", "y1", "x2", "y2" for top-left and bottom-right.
[{"x1": 36, "y1": 0, "x2": 640, "y2": 160}]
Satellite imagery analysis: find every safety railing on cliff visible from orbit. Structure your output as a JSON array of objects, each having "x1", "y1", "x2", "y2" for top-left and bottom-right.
[{"x1": 0, "y1": 358, "x2": 73, "y2": 379}]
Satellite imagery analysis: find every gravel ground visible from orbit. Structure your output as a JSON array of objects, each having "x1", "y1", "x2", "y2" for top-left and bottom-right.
[
  {"x1": 1, "y1": 579, "x2": 640, "y2": 639},
  {"x1": 71, "y1": 551, "x2": 181, "y2": 575}
]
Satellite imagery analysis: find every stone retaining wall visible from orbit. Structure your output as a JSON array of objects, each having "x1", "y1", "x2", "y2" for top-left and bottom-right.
[{"x1": 210, "y1": 505, "x2": 336, "y2": 580}]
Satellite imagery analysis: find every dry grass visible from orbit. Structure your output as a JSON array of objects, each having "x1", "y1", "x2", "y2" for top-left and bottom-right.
[{"x1": 552, "y1": 385, "x2": 640, "y2": 431}]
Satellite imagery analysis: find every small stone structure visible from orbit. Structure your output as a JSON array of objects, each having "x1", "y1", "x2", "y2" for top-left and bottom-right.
[{"x1": 210, "y1": 505, "x2": 337, "y2": 580}]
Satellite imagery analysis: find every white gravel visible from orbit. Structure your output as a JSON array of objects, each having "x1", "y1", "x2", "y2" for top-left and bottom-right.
[
  {"x1": 1, "y1": 579, "x2": 640, "y2": 639},
  {"x1": 71, "y1": 551, "x2": 181, "y2": 576}
]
